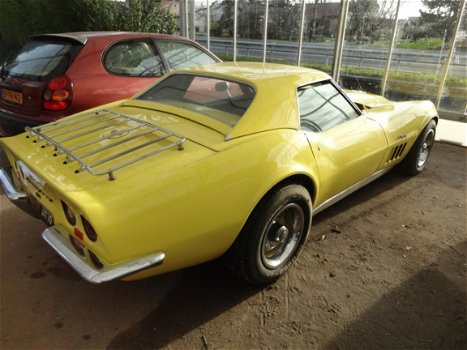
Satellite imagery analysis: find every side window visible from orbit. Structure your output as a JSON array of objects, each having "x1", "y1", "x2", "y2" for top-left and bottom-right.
[
  {"x1": 298, "y1": 81, "x2": 360, "y2": 132},
  {"x1": 103, "y1": 40, "x2": 165, "y2": 77},
  {"x1": 157, "y1": 41, "x2": 217, "y2": 70}
]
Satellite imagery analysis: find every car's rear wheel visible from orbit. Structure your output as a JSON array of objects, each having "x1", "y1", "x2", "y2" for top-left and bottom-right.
[
  {"x1": 226, "y1": 184, "x2": 312, "y2": 285},
  {"x1": 399, "y1": 120, "x2": 436, "y2": 176}
]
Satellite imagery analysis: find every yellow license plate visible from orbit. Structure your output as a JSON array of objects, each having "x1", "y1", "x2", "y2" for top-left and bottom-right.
[{"x1": 1, "y1": 88, "x2": 23, "y2": 105}]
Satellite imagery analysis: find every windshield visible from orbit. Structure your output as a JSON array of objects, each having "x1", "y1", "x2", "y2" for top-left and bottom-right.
[
  {"x1": 138, "y1": 74, "x2": 255, "y2": 126},
  {"x1": 4, "y1": 39, "x2": 82, "y2": 81}
]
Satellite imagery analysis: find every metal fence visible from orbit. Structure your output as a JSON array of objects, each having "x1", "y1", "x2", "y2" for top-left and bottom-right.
[{"x1": 179, "y1": 0, "x2": 466, "y2": 122}]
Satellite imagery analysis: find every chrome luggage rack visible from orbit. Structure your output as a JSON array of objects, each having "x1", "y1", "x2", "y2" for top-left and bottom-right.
[{"x1": 25, "y1": 109, "x2": 186, "y2": 181}]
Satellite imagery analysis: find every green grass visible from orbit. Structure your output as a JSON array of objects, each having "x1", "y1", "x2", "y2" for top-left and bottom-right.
[
  {"x1": 371, "y1": 38, "x2": 445, "y2": 50},
  {"x1": 396, "y1": 38, "x2": 445, "y2": 50}
]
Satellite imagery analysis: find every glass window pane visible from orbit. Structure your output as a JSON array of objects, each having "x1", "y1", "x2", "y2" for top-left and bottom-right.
[
  {"x1": 203, "y1": 0, "x2": 303, "y2": 63},
  {"x1": 194, "y1": 0, "x2": 209, "y2": 43},
  {"x1": 207, "y1": 0, "x2": 236, "y2": 59},
  {"x1": 266, "y1": 0, "x2": 302, "y2": 63},
  {"x1": 5, "y1": 40, "x2": 81, "y2": 81},
  {"x1": 385, "y1": 0, "x2": 465, "y2": 122},
  {"x1": 104, "y1": 40, "x2": 165, "y2": 77},
  {"x1": 299, "y1": 0, "x2": 341, "y2": 74},
  {"x1": 236, "y1": 0, "x2": 266, "y2": 60},
  {"x1": 438, "y1": 4, "x2": 466, "y2": 120},
  {"x1": 339, "y1": 0, "x2": 399, "y2": 94},
  {"x1": 157, "y1": 41, "x2": 217, "y2": 69},
  {"x1": 138, "y1": 74, "x2": 255, "y2": 124},
  {"x1": 298, "y1": 81, "x2": 359, "y2": 132}
]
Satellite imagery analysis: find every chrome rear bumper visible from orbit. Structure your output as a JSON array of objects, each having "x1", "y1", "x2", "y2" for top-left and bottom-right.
[
  {"x1": 0, "y1": 167, "x2": 26, "y2": 201},
  {"x1": 42, "y1": 225, "x2": 165, "y2": 283},
  {"x1": 0, "y1": 146, "x2": 45, "y2": 219},
  {"x1": 0, "y1": 166, "x2": 42, "y2": 218}
]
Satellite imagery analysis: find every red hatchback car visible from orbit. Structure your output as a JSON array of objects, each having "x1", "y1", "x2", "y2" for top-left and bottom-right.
[{"x1": 0, "y1": 32, "x2": 220, "y2": 134}]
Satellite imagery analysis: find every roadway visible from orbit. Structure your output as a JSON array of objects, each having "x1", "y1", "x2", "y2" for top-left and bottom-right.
[{"x1": 197, "y1": 37, "x2": 467, "y2": 77}]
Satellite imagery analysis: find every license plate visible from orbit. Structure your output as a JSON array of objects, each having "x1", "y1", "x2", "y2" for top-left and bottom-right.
[{"x1": 1, "y1": 88, "x2": 23, "y2": 105}]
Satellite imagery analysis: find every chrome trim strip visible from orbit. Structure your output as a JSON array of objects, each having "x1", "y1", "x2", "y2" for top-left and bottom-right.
[
  {"x1": 42, "y1": 225, "x2": 165, "y2": 284},
  {"x1": 0, "y1": 168, "x2": 26, "y2": 201},
  {"x1": 314, "y1": 167, "x2": 393, "y2": 215}
]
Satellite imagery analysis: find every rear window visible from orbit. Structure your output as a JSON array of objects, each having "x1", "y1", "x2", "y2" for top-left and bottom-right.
[
  {"x1": 138, "y1": 74, "x2": 255, "y2": 126},
  {"x1": 4, "y1": 39, "x2": 81, "y2": 81}
]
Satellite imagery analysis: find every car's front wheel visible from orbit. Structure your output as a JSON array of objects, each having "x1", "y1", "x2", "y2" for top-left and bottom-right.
[
  {"x1": 227, "y1": 184, "x2": 312, "y2": 285},
  {"x1": 399, "y1": 119, "x2": 437, "y2": 176}
]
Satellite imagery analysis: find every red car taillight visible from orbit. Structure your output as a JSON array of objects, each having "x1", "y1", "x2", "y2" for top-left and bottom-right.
[{"x1": 43, "y1": 75, "x2": 72, "y2": 111}]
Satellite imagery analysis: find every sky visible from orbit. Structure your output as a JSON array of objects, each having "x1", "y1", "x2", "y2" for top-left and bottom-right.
[{"x1": 396, "y1": 0, "x2": 426, "y2": 19}]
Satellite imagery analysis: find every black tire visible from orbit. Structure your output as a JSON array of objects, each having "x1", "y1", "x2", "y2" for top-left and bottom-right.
[
  {"x1": 399, "y1": 119, "x2": 436, "y2": 176},
  {"x1": 226, "y1": 184, "x2": 312, "y2": 285}
]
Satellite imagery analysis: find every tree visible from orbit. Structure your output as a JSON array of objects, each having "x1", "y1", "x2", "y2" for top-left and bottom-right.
[
  {"x1": 308, "y1": 0, "x2": 327, "y2": 40},
  {"x1": 215, "y1": 0, "x2": 235, "y2": 37},
  {"x1": 0, "y1": 0, "x2": 176, "y2": 52},
  {"x1": 116, "y1": 0, "x2": 177, "y2": 34},
  {"x1": 419, "y1": 0, "x2": 462, "y2": 41},
  {"x1": 238, "y1": 0, "x2": 264, "y2": 40},
  {"x1": 267, "y1": 0, "x2": 301, "y2": 41},
  {"x1": 402, "y1": 19, "x2": 432, "y2": 42},
  {"x1": 346, "y1": 0, "x2": 396, "y2": 43}
]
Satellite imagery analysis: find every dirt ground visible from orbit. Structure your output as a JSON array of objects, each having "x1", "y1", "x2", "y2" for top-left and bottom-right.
[{"x1": 0, "y1": 141, "x2": 466, "y2": 350}]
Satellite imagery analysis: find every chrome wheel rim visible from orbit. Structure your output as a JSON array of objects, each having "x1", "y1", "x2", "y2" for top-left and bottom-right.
[
  {"x1": 417, "y1": 129, "x2": 435, "y2": 168},
  {"x1": 261, "y1": 203, "x2": 305, "y2": 269}
]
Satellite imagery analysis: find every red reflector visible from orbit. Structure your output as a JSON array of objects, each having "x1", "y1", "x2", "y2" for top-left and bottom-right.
[
  {"x1": 48, "y1": 77, "x2": 68, "y2": 90},
  {"x1": 43, "y1": 101, "x2": 68, "y2": 111},
  {"x1": 74, "y1": 228, "x2": 84, "y2": 240}
]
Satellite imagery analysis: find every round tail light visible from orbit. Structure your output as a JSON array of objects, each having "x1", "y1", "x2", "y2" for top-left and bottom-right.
[
  {"x1": 81, "y1": 216, "x2": 98, "y2": 242},
  {"x1": 69, "y1": 235, "x2": 85, "y2": 256},
  {"x1": 61, "y1": 201, "x2": 76, "y2": 226},
  {"x1": 89, "y1": 251, "x2": 104, "y2": 269}
]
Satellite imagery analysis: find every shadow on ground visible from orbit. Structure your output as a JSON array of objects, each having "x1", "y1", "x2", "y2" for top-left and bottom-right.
[
  {"x1": 324, "y1": 241, "x2": 467, "y2": 350},
  {"x1": 107, "y1": 261, "x2": 262, "y2": 349},
  {"x1": 313, "y1": 169, "x2": 412, "y2": 225}
]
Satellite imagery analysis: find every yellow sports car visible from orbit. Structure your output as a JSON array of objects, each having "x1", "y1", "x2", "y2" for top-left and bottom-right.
[{"x1": 0, "y1": 62, "x2": 438, "y2": 285}]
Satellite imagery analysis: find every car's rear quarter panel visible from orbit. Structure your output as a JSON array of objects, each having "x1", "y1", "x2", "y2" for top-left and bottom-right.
[{"x1": 1, "y1": 125, "x2": 318, "y2": 279}]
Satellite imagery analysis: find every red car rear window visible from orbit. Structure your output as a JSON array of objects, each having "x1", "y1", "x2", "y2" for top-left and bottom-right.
[{"x1": 4, "y1": 39, "x2": 82, "y2": 81}]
